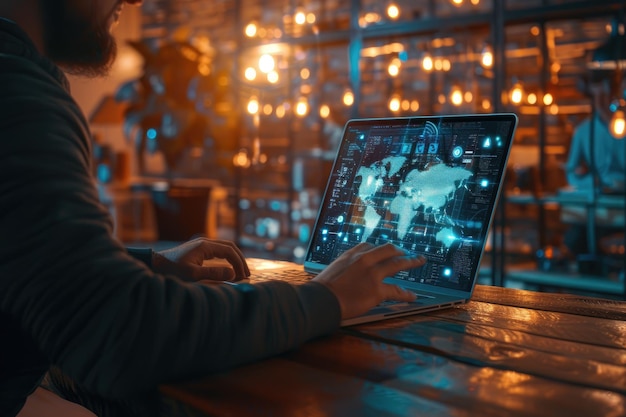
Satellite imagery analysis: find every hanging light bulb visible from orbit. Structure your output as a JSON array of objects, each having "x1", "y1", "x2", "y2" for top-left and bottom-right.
[
  {"x1": 245, "y1": 22, "x2": 258, "y2": 37},
  {"x1": 389, "y1": 96, "x2": 401, "y2": 112},
  {"x1": 388, "y1": 58, "x2": 401, "y2": 77},
  {"x1": 244, "y1": 67, "x2": 257, "y2": 81},
  {"x1": 422, "y1": 54, "x2": 433, "y2": 71},
  {"x1": 319, "y1": 104, "x2": 330, "y2": 118},
  {"x1": 247, "y1": 97, "x2": 260, "y2": 114},
  {"x1": 510, "y1": 82, "x2": 524, "y2": 105},
  {"x1": 258, "y1": 54, "x2": 275, "y2": 73},
  {"x1": 343, "y1": 90, "x2": 355, "y2": 106},
  {"x1": 387, "y1": 3, "x2": 400, "y2": 20},
  {"x1": 295, "y1": 98, "x2": 309, "y2": 117},
  {"x1": 543, "y1": 93, "x2": 554, "y2": 106},
  {"x1": 267, "y1": 70, "x2": 279, "y2": 84},
  {"x1": 610, "y1": 109, "x2": 626, "y2": 138},
  {"x1": 450, "y1": 86, "x2": 463, "y2": 106},
  {"x1": 481, "y1": 45, "x2": 493, "y2": 68},
  {"x1": 294, "y1": 9, "x2": 306, "y2": 25}
]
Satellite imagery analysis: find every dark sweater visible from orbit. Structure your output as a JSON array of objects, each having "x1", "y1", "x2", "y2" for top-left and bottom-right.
[{"x1": 0, "y1": 19, "x2": 340, "y2": 416}]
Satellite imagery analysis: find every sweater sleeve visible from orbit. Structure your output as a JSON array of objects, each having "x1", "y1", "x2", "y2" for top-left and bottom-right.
[{"x1": 0, "y1": 56, "x2": 341, "y2": 398}]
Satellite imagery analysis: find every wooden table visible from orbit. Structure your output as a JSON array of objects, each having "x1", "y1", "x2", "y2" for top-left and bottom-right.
[{"x1": 161, "y1": 285, "x2": 626, "y2": 417}]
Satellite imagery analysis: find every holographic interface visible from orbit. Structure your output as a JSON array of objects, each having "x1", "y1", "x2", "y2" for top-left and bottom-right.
[{"x1": 306, "y1": 116, "x2": 515, "y2": 292}]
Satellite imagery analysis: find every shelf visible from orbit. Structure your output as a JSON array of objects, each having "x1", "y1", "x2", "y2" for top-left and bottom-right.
[{"x1": 506, "y1": 269, "x2": 625, "y2": 298}]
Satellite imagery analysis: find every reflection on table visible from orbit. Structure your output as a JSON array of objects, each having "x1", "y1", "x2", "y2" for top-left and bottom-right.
[{"x1": 160, "y1": 283, "x2": 626, "y2": 417}]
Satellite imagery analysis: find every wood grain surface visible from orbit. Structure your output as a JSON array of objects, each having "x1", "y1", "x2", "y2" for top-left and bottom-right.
[{"x1": 161, "y1": 284, "x2": 626, "y2": 417}]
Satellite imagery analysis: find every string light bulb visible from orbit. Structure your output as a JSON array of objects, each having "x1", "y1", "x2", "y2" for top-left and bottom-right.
[
  {"x1": 294, "y1": 9, "x2": 306, "y2": 25},
  {"x1": 244, "y1": 67, "x2": 257, "y2": 81},
  {"x1": 258, "y1": 54, "x2": 275, "y2": 73},
  {"x1": 387, "y1": 3, "x2": 400, "y2": 20},
  {"x1": 343, "y1": 90, "x2": 355, "y2": 106},
  {"x1": 245, "y1": 22, "x2": 257, "y2": 37},
  {"x1": 510, "y1": 82, "x2": 524, "y2": 105},
  {"x1": 295, "y1": 98, "x2": 309, "y2": 117},
  {"x1": 247, "y1": 97, "x2": 260, "y2": 114},
  {"x1": 450, "y1": 87, "x2": 463, "y2": 106},
  {"x1": 388, "y1": 58, "x2": 401, "y2": 77},
  {"x1": 543, "y1": 93, "x2": 554, "y2": 106},
  {"x1": 610, "y1": 109, "x2": 626, "y2": 138},
  {"x1": 389, "y1": 96, "x2": 401, "y2": 112},
  {"x1": 481, "y1": 45, "x2": 493, "y2": 68},
  {"x1": 319, "y1": 104, "x2": 330, "y2": 118},
  {"x1": 422, "y1": 54, "x2": 433, "y2": 71}
]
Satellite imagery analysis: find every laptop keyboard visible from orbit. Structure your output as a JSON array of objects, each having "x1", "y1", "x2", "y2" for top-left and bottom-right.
[{"x1": 249, "y1": 269, "x2": 315, "y2": 284}]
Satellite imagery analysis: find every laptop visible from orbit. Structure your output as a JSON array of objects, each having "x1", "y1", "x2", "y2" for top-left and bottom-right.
[{"x1": 247, "y1": 113, "x2": 518, "y2": 326}]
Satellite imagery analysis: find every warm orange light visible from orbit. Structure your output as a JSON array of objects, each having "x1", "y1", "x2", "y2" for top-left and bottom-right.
[
  {"x1": 259, "y1": 54, "x2": 275, "y2": 73},
  {"x1": 267, "y1": 71, "x2": 279, "y2": 84},
  {"x1": 295, "y1": 98, "x2": 309, "y2": 117},
  {"x1": 387, "y1": 4, "x2": 400, "y2": 19},
  {"x1": 410, "y1": 100, "x2": 420, "y2": 112},
  {"x1": 294, "y1": 10, "x2": 306, "y2": 25},
  {"x1": 247, "y1": 97, "x2": 260, "y2": 114},
  {"x1": 422, "y1": 55, "x2": 433, "y2": 71},
  {"x1": 481, "y1": 47, "x2": 493, "y2": 68},
  {"x1": 389, "y1": 96, "x2": 401, "y2": 112},
  {"x1": 276, "y1": 104, "x2": 286, "y2": 118},
  {"x1": 233, "y1": 150, "x2": 250, "y2": 168},
  {"x1": 319, "y1": 104, "x2": 330, "y2": 118},
  {"x1": 610, "y1": 110, "x2": 626, "y2": 138},
  {"x1": 244, "y1": 67, "x2": 257, "y2": 81},
  {"x1": 343, "y1": 91, "x2": 354, "y2": 106},
  {"x1": 245, "y1": 22, "x2": 257, "y2": 37},
  {"x1": 388, "y1": 59, "x2": 401, "y2": 77},
  {"x1": 527, "y1": 93, "x2": 537, "y2": 105},
  {"x1": 451, "y1": 88, "x2": 463, "y2": 106},
  {"x1": 510, "y1": 83, "x2": 523, "y2": 105},
  {"x1": 300, "y1": 68, "x2": 310, "y2": 80},
  {"x1": 543, "y1": 93, "x2": 553, "y2": 106},
  {"x1": 263, "y1": 104, "x2": 273, "y2": 115}
]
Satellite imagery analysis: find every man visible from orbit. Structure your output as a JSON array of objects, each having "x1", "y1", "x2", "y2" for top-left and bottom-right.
[
  {"x1": 565, "y1": 72, "x2": 626, "y2": 194},
  {"x1": 0, "y1": 1, "x2": 426, "y2": 416},
  {"x1": 563, "y1": 71, "x2": 626, "y2": 255}
]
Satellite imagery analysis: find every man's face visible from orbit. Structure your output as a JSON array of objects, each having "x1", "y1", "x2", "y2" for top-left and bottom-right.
[
  {"x1": 41, "y1": 0, "x2": 133, "y2": 77},
  {"x1": 588, "y1": 70, "x2": 625, "y2": 123}
]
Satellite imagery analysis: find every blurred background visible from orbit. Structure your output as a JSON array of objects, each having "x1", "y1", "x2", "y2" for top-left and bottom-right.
[{"x1": 78, "y1": 0, "x2": 625, "y2": 299}]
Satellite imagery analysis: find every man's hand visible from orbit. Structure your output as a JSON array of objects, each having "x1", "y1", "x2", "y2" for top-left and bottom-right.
[
  {"x1": 312, "y1": 243, "x2": 427, "y2": 320},
  {"x1": 152, "y1": 237, "x2": 250, "y2": 282}
]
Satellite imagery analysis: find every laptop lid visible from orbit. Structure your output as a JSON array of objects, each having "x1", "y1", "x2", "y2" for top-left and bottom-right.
[{"x1": 302, "y1": 113, "x2": 517, "y2": 299}]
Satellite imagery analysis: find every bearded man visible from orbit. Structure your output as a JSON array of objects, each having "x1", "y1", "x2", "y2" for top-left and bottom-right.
[{"x1": 0, "y1": 2, "x2": 424, "y2": 416}]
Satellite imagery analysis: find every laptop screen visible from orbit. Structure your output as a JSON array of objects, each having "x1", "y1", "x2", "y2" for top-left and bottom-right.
[{"x1": 304, "y1": 114, "x2": 517, "y2": 293}]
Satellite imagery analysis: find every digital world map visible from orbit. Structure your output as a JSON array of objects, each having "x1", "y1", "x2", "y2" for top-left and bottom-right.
[{"x1": 356, "y1": 158, "x2": 473, "y2": 245}]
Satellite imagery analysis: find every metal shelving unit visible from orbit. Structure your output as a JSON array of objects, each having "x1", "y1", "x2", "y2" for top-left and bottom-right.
[{"x1": 137, "y1": 1, "x2": 625, "y2": 285}]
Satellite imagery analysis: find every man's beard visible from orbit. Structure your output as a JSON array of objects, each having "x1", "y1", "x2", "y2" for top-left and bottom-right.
[{"x1": 40, "y1": 0, "x2": 117, "y2": 77}]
